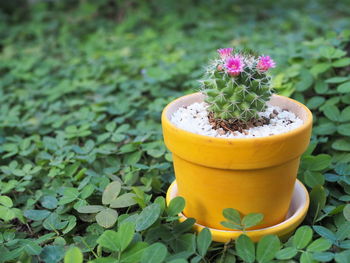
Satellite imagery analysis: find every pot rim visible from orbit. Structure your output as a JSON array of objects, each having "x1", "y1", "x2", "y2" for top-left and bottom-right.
[{"x1": 162, "y1": 92, "x2": 312, "y2": 142}]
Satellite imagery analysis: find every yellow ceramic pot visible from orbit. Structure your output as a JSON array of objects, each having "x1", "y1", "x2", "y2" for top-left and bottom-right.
[{"x1": 162, "y1": 92, "x2": 312, "y2": 230}]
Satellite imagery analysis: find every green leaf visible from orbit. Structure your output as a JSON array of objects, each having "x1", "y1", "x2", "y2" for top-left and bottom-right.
[
  {"x1": 64, "y1": 162, "x2": 81, "y2": 178},
  {"x1": 0, "y1": 196, "x2": 13, "y2": 208},
  {"x1": 293, "y1": 226, "x2": 313, "y2": 249},
  {"x1": 336, "y1": 222, "x2": 350, "y2": 241},
  {"x1": 313, "y1": 122, "x2": 336, "y2": 135},
  {"x1": 24, "y1": 209, "x2": 51, "y2": 221},
  {"x1": 222, "y1": 208, "x2": 241, "y2": 224},
  {"x1": 275, "y1": 247, "x2": 298, "y2": 260},
  {"x1": 63, "y1": 216, "x2": 77, "y2": 234},
  {"x1": 312, "y1": 252, "x2": 334, "y2": 262},
  {"x1": 332, "y1": 139, "x2": 350, "y2": 151},
  {"x1": 109, "y1": 193, "x2": 137, "y2": 208},
  {"x1": 96, "y1": 208, "x2": 118, "y2": 228},
  {"x1": 197, "y1": 228, "x2": 212, "y2": 257},
  {"x1": 0, "y1": 206, "x2": 15, "y2": 221},
  {"x1": 167, "y1": 260, "x2": 188, "y2": 263},
  {"x1": 338, "y1": 124, "x2": 350, "y2": 136},
  {"x1": 242, "y1": 213, "x2": 264, "y2": 229},
  {"x1": 97, "y1": 230, "x2": 119, "y2": 252},
  {"x1": 175, "y1": 233, "x2": 196, "y2": 253},
  {"x1": 102, "y1": 181, "x2": 121, "y2": 205},
  {"x1": 77, "y1": 205, "x2": 104, "y2": 213},
  {"x1": 43, "y1": 212, "x2": 68, "y2": 231},
  {"x1": 116, "y1": 222, "x2": 135, "y2": 252},
  {"x1": 135, "y1": 203, "x2": 161, "y2": 231},
  {"x1": 340, "y1": 106, "x2": 350, "y2": 122},
  {"x1": 315, "y1": 80, "x2": 329, "y2": 94},
  {"x1": 173, "y1": 218, "x2": 196, "y2": 234},
  {"x1": 300, "y1": 251, "x2": 316, "y2": 263},
  {"x1": 64, "y1": 247, "x2": 83, "y2": 263},
  {"x1": 323, "y1": 105, "x2": 340, "y2": 122},
  {"x1": 296, "y1": 69, "x2": 314, "y2": 91},
  {"x1": 59, "y1": 188, "x2": 80, "y2": 205},
  {"x1": 306, "y1": 96, "x2": 325, "y2": 109},
  {"x1": 307, "y1": 238, "x2": 332, "y2": 252},
  {"x1": 40, "y1": 245, "x2": 65, "y2": 263},
  {"x1": 256, "y1": 235, "x2": 280, "y2": 263},
  {"x1": 320, "y1": 47, "x2": 334, "y2": 58},
  {"x1": 343, "y1": 204, "x2": 350, "y2": 221},
  {"x1": 313, "y1": 225, "x2": 337, "y2": 242},
  {"x1": 140, "y1": 243, "x2": 168, "y2": 263},
  {"x1": 310, "y1": 63, "x2": 331, "y2": 75},
  {"x1": 124, "y1": 151, "x2": 142, "y2": 165},
  {"x1": 167, "y1": 196, "x2": 185, "y2": 216},
  {"x1": 304, "y1": 171, "x2": 325, "y2": 188},
  {"x1": 303, "y1": 154, "x2": 332, "y2": 171},
  {"x1": 309, "y1": 186, "x2": 327, "y2": 223},
  {"x1": 320, "y1": 46, "x2": 346, "y2": 59},
  {"x1": 21, "y1": 240, "x2": 42, "y2": 255},
  {"x1": 154, "y1": 196, "x2": 166, "y2": 215},
  {"x1": 120, "y1": 144, "x2": 138, "y2": 153},
  {"x1": 236, "y1": 234, "x2": 255, "y2": 263},
  {"x1": 220, "y1": 221, "x2": 242, "y2": 230},
  {"x1": 120, "y1": 242, "x2": 148, "y2": 263},
  {"x1": 333, "y1": 57, "x2": 350, "y2": 67},
  {"x1": 325, "y1": 77, "x2": 349, "y2": 83},
  {"x1": 80, "y1": 184, "x2": 95, "y2": 199},
  {"x1": 2, "y1": 247, "x2": 24, "y2": 262},
  {"x1": 88, "y1": 257, "x2": 116, "y2": 263},
  {"x1": 334, "y1": 250, "x2": 350, "y2": 263},
  {"x1": 41, "y1": 196, "x2": 58, "y2": 210},
  {"x1": 90, "y1": 257, "x2": 119, "y2": 263},
  {"x1": 338, "y1": 81, "x2": 350, "y2": 93}
]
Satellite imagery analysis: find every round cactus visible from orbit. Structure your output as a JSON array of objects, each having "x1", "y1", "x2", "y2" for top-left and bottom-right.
[{"x1": 201, "y1": 48, "x2": 275, "y2": 122}]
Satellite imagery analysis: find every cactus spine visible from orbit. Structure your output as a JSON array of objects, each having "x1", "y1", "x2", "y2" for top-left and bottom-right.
[{"x1": 201, "y1": 49, "x2": 275, "y2": 122}]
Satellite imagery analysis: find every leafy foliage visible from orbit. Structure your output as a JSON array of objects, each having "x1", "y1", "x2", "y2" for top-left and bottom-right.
[
  {"x1": 221, "y1": 208, "x2": 264, "y2": 231},
  {"x1": 1, "y1": 0, "x2": 350, "y2": 262}
]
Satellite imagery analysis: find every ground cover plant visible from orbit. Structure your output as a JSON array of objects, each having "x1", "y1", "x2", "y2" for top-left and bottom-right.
[{"x1": 1, "y1": 0, "x2": 350, "y2": 262}]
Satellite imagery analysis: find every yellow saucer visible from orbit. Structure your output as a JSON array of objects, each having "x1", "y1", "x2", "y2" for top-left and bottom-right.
[{"x1": 166, "y1": 180, "x2": 309, "y2": 242}]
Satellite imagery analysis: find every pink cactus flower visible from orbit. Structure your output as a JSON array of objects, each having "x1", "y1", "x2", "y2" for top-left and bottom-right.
[
  {"x1": 225, "y1": 55, "x2": 244, "y2": 76},
  {"x1": 217, "y1": 48, "x2": 233, "y2": 59},
  {"x1": 257, "y1": 55, "x2": 276, "y2": 71}
]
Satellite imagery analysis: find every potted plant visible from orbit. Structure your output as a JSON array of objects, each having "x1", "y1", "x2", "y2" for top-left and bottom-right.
[{"x1": 161, "y1": 48, "x2": 312, "y2": 232}]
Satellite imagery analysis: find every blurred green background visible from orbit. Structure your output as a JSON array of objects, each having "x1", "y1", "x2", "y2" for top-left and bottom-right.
[{"x1": 1, "y1": 1, "x2": 350, "y2": 262}]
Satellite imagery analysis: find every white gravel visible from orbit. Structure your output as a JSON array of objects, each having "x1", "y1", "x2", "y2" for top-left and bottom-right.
[{"x1": 170, "y1": 102, "x2": 303, "y2": 138}]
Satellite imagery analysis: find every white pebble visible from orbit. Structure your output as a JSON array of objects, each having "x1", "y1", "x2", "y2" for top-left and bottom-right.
[{"x1": 170, "y1": 102, "x2": 303, "y2": 138}]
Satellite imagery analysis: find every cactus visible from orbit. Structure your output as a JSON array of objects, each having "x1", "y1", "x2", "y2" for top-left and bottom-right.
[{"x1": 201, "y1": 48, "x2": 275, "y2": 122}]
